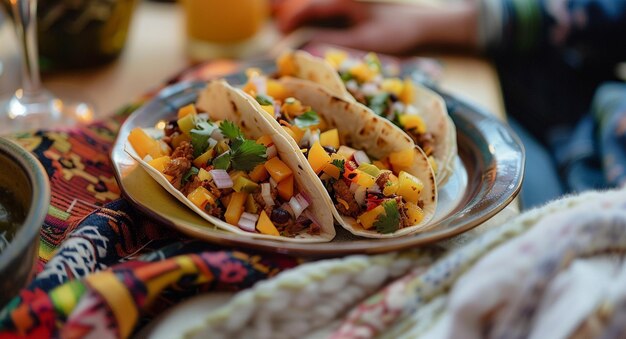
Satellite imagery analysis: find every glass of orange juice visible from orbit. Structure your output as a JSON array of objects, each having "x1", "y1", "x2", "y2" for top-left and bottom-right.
[{"x1": 181, "y1": 0, "x2": 272, "y2": 60}]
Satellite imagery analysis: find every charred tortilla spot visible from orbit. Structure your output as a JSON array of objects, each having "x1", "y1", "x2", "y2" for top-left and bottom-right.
[
  {"x1": 377, "y1": 137, "x2": 387, "y2": 147},
  {"x1": 229, "y1": 100, "x2": 237, "y2": 113},
  {"x1": 241, "y1": 121, "x2": 246, "y2": 128},
  {"x1": 298, "y1": 165, "x2": 303, "y2": 170}
]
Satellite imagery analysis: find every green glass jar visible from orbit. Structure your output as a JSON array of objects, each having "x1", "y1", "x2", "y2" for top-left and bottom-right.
[{"x1": 37, "y1": 0, "x2": 138, "y2": 71}]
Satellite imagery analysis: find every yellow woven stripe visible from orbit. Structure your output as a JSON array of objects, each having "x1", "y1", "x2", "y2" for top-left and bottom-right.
[
  {"x1": 86, "y1": 272, "x2": 138, "y2": 338},
  {"x1": 145, "y1": 256, "x2": 198, "y2": 302},
  {"x1": 50, "y1": 281, "x2": 86, "y2": 316}
]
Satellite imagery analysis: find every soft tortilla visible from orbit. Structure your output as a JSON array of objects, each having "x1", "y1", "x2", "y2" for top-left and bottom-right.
[
  {"x1": 125, "y1": 80, "x2": 335, "y2": 243},
  {"x1": 279, "y1": 49, "x2": 457, "y2": 186},
  {"x1": 242, "y1": 76, "x2": 438, "y2": 238}
]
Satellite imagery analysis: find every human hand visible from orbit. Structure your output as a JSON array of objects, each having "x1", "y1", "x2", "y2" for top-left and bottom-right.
[{"x1": 274, "y1": 0, "x2": 479, "y2": 55}]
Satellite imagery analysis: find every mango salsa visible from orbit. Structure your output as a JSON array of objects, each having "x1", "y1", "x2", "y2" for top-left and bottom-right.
[
  {"x1": 290, "y1": 125, "x2": 305, "y2": 144},
  {"x1": 245, "y1": 194, "x2": 259, "y2": 214},
  {"x1": 233, "y1": 176, "x2": 259, "y2": 193},
  {"x1": 260, "y1": 104, "x2": 275, "y2": 117},
  {"x1": 308, "y1": 142, "x2": 331, "y2": 174},
  {"x1": 193, "y1": 148, "x2": 215, "y2": 168},
  {"x1": 350, "y1": 62, "x2": 376, "y2": 83},
  {"x1": 197, "y1": 168, "x2": 212, "y2": 182},
  {"x1": 187, "y1": 186, "x2": 216, "y2": 210},
  {"x1": 267, "y1": 79, "x2": 291, "y2": 101},
  {"x1": 148, "y1": 156, "x2": 171, "y2": 173},
  {"x1": 264, "y1": 157, "x2": 293, "y2": 183},
  {"x1": 277, "y1": 53, "x2": 297, "y2": 76},
  {"x1": 322, "y1": 161, "x2": 341, "y2": 180},
  {"x1": 256, "y1": 135, "x2": 274, "y2": 147},
  {"x1": 399, "y1": 114, "x2": 426, "y2": 134},
  {"x1": 400, "y1": 78, "x2": 415, "y2": 104},
  {"x1": 249, "y1": 164, "x2": 269, "y2": 182},
  {"x1": 405, "y1": 202, "x2": 424, "y2": 225},
  {"x1": 277, "y1": 175, "x2": 294, "y2": 200},
  {"x1": 382, "y1": 173, "x2": 399, "y2": 196},
  {"x1": 357, "y1": 205, "x2": 385, "y2": 230},
  {"x1": 320, "y1": 129, "x2": 340, "y2": 150},
  {"x1": 177, "y1": 113, "x2": 197, "y2": 136},
  {"x1": 324, "y1": 50, "x2": 348, "y2": 68},
  {"x1": 381, "y1": 78, "x2": 404, "y2": 97},
  {"x1": 177, "y1": 104, "x2": 197, "y2": 119},
  {"x1": 257, "y1": 210, "x2": 280, "y2": 236},
  {"x1": 396, "y1": 171, "x2": 423, "y2": 204},
  {"x1": 281, "y1": 98, "x2": 304, "y2": 117},
  {"x1": 225, "y1": 192, "x2": 248, "y2": 225},
  {"x1": 389, "y1": 148, "x2": 415, "y2": 169},
  {"x1": 352, "y1": 169, "x2": 377, "y2": 188},
  {"x1": 128, "y1": 128, "x2": 164, "y2": 159}
]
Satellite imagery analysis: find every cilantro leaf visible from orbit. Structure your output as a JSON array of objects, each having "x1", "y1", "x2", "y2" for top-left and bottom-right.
[
  {"x1": 374, "y1": 200, "x2": 400, "y2": 234},
  {"x1": 212, "y1": 152, "x2": 232, "y2": 170},
  {"x1": 367, "y1": 93, "x2": 390, "y2": 116},
  {"x1": 231, "y1": 140, "x2": 267, "y2": 171},
  {"x1": 339, "y1": 71, "x2": 354, "y2": 83},
  {"x1": 255, "y1": 94, "x2": 274, "y2": 106},
  {"x1": 294, "y1": 110, "x2": 320, "y2": 129},
  {"x1": 182, "y1": 167, "x2": 199, "y2": 185},
  {"x1": 219, "y1": 120, "x2": 244, "y2": 140},
  {"x1": 331, "y1": 158, "x2": 345, "y2": 177},
  {"x1": 190, "y1": 131, "x2": 210, "y2": 158}
]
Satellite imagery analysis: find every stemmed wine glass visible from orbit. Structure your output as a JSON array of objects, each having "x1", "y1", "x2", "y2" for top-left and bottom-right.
[{"x1": 0, "y1": 0, "x2": 94, "y2": 134}]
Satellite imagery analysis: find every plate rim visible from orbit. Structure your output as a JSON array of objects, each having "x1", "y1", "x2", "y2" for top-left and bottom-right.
[{"x1": 110, "y1": 80, "x2": 524, "y2": 257}]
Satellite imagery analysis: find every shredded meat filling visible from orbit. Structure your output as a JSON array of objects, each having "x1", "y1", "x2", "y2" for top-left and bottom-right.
[
  {"x1": 164, "y1": 141, "x2": 194, "y2": 189},
  {"x1": 332, "y1": 180, "x2": 361, "y2": 218},
  {"x1": 253, "y1": 185, "x2": 278, "y2": 216}
]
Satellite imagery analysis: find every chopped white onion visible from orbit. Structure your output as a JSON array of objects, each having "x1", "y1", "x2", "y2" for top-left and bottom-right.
[
  {"x1": 361, "y1": 82, "x2": 379, "y2": 97},
  {"x1": 392, "y1": 102, "x2": 406, "y2": 114},
  {"x1": 310, "y1": 130, "x2": 320, "y2": 145},
  {"x1": 261, "y1": 183, "x2": 275, "y2": 206},
  {"x1": 237, "y1": 212, "x2": 258, "y2": 232},
  {"x1": 289, "y1": 194, "x2": 310, "y2": 219},
  {"x1": 367, "y1": 185, "x2": 381, "y2": 194},
  {"x1": 266, "y1": 145, "x2": 277, "y2": 159},
  {"x1": 345, "y1": 80, "x2": 359, "y2": 92},
  {"x1": 353, "y1": 151, "x2": 371, "y2": 166},
  {"x1": 405, "y1": 104, "x2": 420, "y2": 115},
  {"x1": 209, "y1": 169, "x2": 233, "y2": 189},
  {"x1": 197, "y1": 113, "x2": 210, "y2": 120},
  {"x1": 273, "y1": 101, "x2": 282, "y2": 118},
  {"x1": 300, "y1": 128, "x2": 313, "y2": 148},
  {"x1": 349, "y1": 182, "x2": 359, "y2": 193},
  {"x1": 269, "y1": 176, "x2": 278, "y2": 188},
  {"x1": 251, "y1": 75, "x2": 267, "y2": 96},
  {"x1": 355, "y1": 186, "x2": 367, "y2": 205},
  {"x1": 211, "y1": 128, "x2": 224, "y2": 141}
]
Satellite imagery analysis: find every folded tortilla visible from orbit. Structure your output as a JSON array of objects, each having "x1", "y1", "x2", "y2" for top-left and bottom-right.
[
  {"x1": 229, "y1": 76, "x2": 438, "y2": 238},
  {"x1": 278, "y1": 50, "x2": 457, "y2": 186},
  {"x1": 126, "y1": 80, "x2": 336, "y2": 243}
]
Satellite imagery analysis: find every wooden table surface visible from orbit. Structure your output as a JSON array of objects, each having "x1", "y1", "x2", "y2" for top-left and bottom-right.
[{"x1": 1, "y1": 1, "x2": 505, "y2": 121}]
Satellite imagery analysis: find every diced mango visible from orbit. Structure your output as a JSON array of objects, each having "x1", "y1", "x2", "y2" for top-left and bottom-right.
[
  {"x1": 216, "y1": 140, "x2": 230, "y2": 154},
  {"x1": 400, "y1": 78, "x2": 415, "y2": 104},
  {"x1": 350, "y1": 62, "x2": 376, "y2": 83},
  {"x1": 381, "y1": 78, "x2": 404, "y2": 97},
  {"x1": 197, "y1": 168, "x2": 212, "y2": 182},
  {"x1": 399, "y1": 114, "x2": 426, "y2": 134},
  {"x1": 260, "y1": 104, "x2": 275, "y2": 117},
  {"x1": 233, "y1": 176, "x2": 259, "y2": 193},
  {"x1": 242, "y1": 81, "x2": 257, "y2": 96},
  {"x1": 148, "y1": 156, "x2": 171, "y2": 173},
  {"x1": 229, "y1": 170, "x2": 248, "y2": 183},
  {"x1": 177, "y1": 113, "x2": 197, "y2": 136},
  {"x1": 281, "y1": 126, "x2": 297, "y2": 141},
  {"x1": 396, "y1": 171, "x2": 423, "y2": 204},
  {"x1": 257, "y1": 210, "x2": 280, "y2": 236},
  {"x1": 281, "y1": 98, "x2": 304, "y2": 117},
  {"x1": 382, "y1": 172, "x2": 399, "y2": 196},
  {"x1": 277, "y1": 175, "x2": 294, "y2": 200},
  {"x1": 290, "y1": 125, "x2": 305, "y2": 144},
  {"x1": 256, "y1": 135, "x2": 274, "y2": 147},
  {"x1": 177, "y1": 104, "x2": 197, "y2": 119},
  {"x1": 193, "y1": 148, "x2": 216, "y2": 168},
  {"x1": 171, "y1": 133, "x2": 192, "y2": 149},
  {"x1": 320, "y1": 129, "x2": 340, "y2": 150},
  {"x1": 405, "y1": 202, "x2": 424, "y2": 225},
  {"x1": 389, "y1": 148, "x2": 415, "y2": 169},
  {"x1": 128, "y1": 128, "x2": 163, "y2": 159},
  {"x1": 324, "y1": 49, "x2": 348, "y2": 69},
  {"x1": 277, "y1": 52, "x2": 297, "y2": 76},
  {"x1": 322, "y1": 161, "x2": 341, "y2": 180},
  {"x1": 357, "y1": 205, "x2": 385, "y2": 230},
  {"x1": 264, "y1": 157, "x2": 293, "y2": 183},
  {"x1": 249, "y1": 164, "x2": 269, "y2": 182},
  {"x1": 187, "y1": 186, "x2": 216, "y2": 210},
  {"x1": 225, "y1": 192, "x2": 248, "y2": 225},
  {"x1": 352, "y1": 169, "x2": 377, "y2": 188},
  {"x1": 267, "y1": 79, "x2": 291, "y2": 101},
  {"x1": 308, "y1": 142, "x2": 331, "y2": 174}
]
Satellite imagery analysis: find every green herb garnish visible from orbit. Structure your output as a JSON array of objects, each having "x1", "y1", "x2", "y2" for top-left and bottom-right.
[
  {"x1": 182, "y1": 167, "x2": 199, "y2": 185},
  {"x1": 374, "y1": 200, "x2": 400, "y2": 234},
  {"x1": 214, "y1": 120, "x2": 267, "y2": 171},
  {"x1": 368, "y1": 93, "x2": 390, "y2": 116},
  {"x1": 190, "y1": 120, "x2": 218, "y2": 157},
  {"x1": 294, "y1": 110, "x2": 320, "y2": 128},
  {"x1": 255, "y1": 94, "x2": 274, "y2": 106},
  {"x1": 331, "y1": 158, "x2": 345, "y2": 178},
  {"x1": 339, "y1": 71, "x2": 354, "y2": 82}
]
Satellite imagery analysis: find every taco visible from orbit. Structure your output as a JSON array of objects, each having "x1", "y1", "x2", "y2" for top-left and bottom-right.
[
  {"x1": 125, "y1": 80, "x2": 335, "y2": 242},
  {"x1": 276, "y1": 49, "x2": 457, "y2": 186},
  {"x1": 224, "y1": 73, "x2": 437, "y2": 238}
]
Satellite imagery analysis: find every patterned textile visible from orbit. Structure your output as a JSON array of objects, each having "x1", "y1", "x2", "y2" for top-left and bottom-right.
[{"x1": 0, "y1": 60, "x2": 300, "y2": 337}]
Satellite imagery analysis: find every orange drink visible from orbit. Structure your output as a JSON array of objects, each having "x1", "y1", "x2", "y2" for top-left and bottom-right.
[{"x1": 181, "y1": 0, "x2": 271, "y2": 60}]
